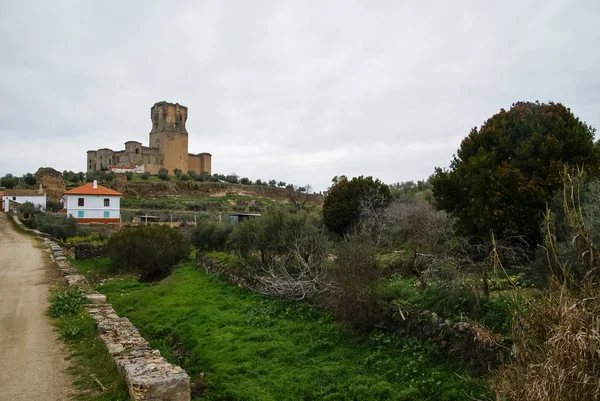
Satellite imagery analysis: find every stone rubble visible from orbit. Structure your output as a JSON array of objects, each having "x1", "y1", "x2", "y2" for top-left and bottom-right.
[{"x1": 7, "y1": 214, "x2": 192, "y2": 401}]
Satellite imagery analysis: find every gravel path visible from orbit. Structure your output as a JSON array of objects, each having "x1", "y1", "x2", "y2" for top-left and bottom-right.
[{"x1": 0, "y1": 213, "x2": 73, "y2": 400}]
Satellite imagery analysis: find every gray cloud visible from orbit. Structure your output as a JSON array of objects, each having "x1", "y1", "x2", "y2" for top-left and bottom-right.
[{"x1": 1, "y1": 0, "x2": 599, "y2": 191}]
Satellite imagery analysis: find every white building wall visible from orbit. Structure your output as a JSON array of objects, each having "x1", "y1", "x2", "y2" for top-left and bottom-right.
[
  {"x1": 2, "y1": 195, "x2": 46, "y2": 212},
  {"x1": 64, "y1": 195, "x2": 121, "y2": 219}
]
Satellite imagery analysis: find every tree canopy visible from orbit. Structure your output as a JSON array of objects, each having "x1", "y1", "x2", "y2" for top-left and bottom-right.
[
  {"x1": 323, "y1": 176, "x2": 391, "y2": 236},
  {"x1": 431, "y1": 101, "x2": 600, "y2": 244}
]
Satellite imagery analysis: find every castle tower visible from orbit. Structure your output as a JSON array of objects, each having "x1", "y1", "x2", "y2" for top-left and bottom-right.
[{"x1": 149, "y1": 101, "x2": 189, "y2": 174}]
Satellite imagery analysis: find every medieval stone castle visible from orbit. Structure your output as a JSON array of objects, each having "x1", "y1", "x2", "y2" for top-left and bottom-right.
[{"x1": 87, "y1": 101, "x2": 211, "y2": 175}]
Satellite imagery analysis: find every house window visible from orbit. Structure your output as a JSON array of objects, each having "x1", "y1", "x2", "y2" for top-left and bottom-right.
[
  {"x1": 78, "y1": 198, "x2": 84, "y2": 206},
  {"x1": 104, "y1": 198, "x2": 110, "y2": 207},
  {"x1": 13, "y1": 197, "x2": 16, "y2": 200},
  {"x1": 78, "y1": 211, "x2": 84, "y2": 218},
  {"x1": 136, "y1": 148, "x2": 139, "y2": 154},
  {"x1": 104, "y1": 211, "x2": 110, "y2": 218}
]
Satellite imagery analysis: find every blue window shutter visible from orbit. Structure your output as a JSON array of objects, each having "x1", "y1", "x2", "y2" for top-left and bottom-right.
[
  {"x1": 78, "y1": 210, "x2": 84, "y2": 218},
  {"x1": 104, "y1": 211, "x2": 110, "y2": 218}
]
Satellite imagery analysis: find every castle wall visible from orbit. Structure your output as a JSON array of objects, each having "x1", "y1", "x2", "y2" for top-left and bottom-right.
[
  {"x1": 188, "y1": 154, "x2": 201, "y2": 175},
  {"x1": 88, "y1": 149, "x2": 115, "y2": 171},
  {"x1": 199, "y1": 153, "x2": 212, "y2": 175}
]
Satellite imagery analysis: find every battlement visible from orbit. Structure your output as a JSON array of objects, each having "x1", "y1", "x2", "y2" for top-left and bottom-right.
[{"x1": 150, "y1": 101, "x2": 188, "y2": 134}]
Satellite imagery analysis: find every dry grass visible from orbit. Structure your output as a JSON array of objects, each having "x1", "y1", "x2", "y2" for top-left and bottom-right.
[
  {"x1": 493, "y1": 169, "x2": 600, "y2": 401},
  {"x1": 494, "y1": 280, "x2": 600, "y2": 401}
]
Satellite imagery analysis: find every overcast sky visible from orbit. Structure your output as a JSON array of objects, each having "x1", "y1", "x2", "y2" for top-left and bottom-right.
[{"x1": 1, "y1": 1, "x2": 599, "y2": 191}]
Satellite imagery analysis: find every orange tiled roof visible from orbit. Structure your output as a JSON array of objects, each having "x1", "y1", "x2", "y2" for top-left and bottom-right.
[
  {"x1": 63, "y1": 182, "x2": 123, "y2": 196},
  {"x1": 3, "y1": 189, "x2": 45, "y2": 196}
]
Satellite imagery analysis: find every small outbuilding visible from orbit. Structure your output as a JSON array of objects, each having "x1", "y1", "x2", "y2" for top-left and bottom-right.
[
  {"x1": 62, "y1": 180, "x2": 122, "y2": 223},
  {"x1": 2, "y1": 186, "x2": 46, "y2": 212}
]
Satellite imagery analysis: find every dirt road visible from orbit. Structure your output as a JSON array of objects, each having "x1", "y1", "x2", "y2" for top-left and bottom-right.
[{"x1": 0, "y1": 213, "x2": 73, "y2": 400}]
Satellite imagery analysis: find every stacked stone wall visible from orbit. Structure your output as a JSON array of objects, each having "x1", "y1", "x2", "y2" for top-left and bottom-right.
[{"x1": 10, "y1": 210, "x2": 191, "y2": 400}]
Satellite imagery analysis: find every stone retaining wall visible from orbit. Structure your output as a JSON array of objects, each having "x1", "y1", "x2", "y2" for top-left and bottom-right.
[
  {"x1": 73, "y1": 243, "x2": 105, "y2": 260},
  {"x1": 11, "y1": 211, "x2": 191, "y2": 400}
]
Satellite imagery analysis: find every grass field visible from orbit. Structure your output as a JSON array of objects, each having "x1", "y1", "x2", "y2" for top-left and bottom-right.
[{"x1": 86, "y1": 257, "x2": 491, "y2": 401}]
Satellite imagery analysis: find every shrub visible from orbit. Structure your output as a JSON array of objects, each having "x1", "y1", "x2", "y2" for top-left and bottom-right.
[
  {"x1": 34, "y1": 214, "x2": 78, "y2": 240},
  {"x1": 140, "y1": 172, "x2": 150, "y2": 181},
  {"x1": 320, "y1": 231, "x2": 383, "y2": 331},
  {"x1": 179, "y1": 173, "x2": 191, "y2": 181},
  {"x1": 125, "y1": 171, "x2": 133, "y2": 181},
  {"x1": 49, "y1": 288, "x2": 88, "y2": 317},
  {"x1": 195, "y1": 172, "x2": 211, "y2": 182},
  {"x1": 240, "y1": 177, "x2": 251, "y2": 185},
  {"x1": 18, "y1": 201, "x2": 42, "y2": 219},
  {"x1": 191, "y1": 220, "x2": 234, "y2": 252},
  {"x1": 158, "y1": 168, "x2": 170, "y2": 181},
  {"x1": 105, "y1": 225, "x2": 189, "y2": 278},
  {"x1": 173, "y1": 168, "x2": 182, "y2": 177},
  {"x1": 46, "y1": 199, "x2": 63, "y2": 212}
]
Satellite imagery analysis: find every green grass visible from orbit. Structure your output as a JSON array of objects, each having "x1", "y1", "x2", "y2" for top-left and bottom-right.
[
  {"x1": 70, "y1": 257, "x2": 116, "y2": 286},
  {"x1": 48, "y1": 287, "x2": 129, "y2": 401},
  {"x1": 97, "y1": 260, "x2": 491, "y2": 401}
]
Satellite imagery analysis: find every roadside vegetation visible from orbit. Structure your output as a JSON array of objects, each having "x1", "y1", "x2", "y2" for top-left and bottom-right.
[
  {"x1": 37, "y1": 101, "x2": 600, "y2": 400},
  {"x1": 48, "y1": 287, "x2": 128, "y2": 401}
]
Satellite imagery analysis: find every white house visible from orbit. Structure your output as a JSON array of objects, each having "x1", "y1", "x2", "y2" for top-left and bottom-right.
[
  {"x1": 2, "y1": 186, "x2": 46, "y2": 212},
  {"x1": 62, "y1": 180, "x2": 122, "y2": 223},
  {"x1": 110, "y1": 165, "x2": 145, "y2": 174}
]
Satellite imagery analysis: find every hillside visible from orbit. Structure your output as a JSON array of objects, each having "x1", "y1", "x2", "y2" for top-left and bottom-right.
[{"x1": 111, "y1": 180, "x2": 323, "y2": 204}]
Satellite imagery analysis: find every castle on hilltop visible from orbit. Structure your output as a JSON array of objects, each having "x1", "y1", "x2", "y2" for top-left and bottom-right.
[{"x1": 87, "y1": 101, "x2": 212, "y2": 175}]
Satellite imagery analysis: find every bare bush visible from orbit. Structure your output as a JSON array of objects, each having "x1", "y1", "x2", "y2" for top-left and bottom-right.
[
  {"x1": 251, "y1": 229, "x2": 331, "y2": 300},
  {"x1": 319, "y1": 232, "x2": 383, "y2": 331}
]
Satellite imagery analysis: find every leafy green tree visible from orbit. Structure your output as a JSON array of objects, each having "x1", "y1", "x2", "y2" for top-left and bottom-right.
[
  {"x1": 140, "y1": 172, "x2": 150, "y2": 181},
  {"x1": 191, "y1": 220, "x2": 234, "y2": 252},
  {"x1": 100, "y1": 171, "x2": 115, "y2": 184},
  {"x1": 86, "y1": 171, "x2": 100, "y2": 183},
  {"x1": 240, "y1": 177, "x2": 252, "y2": 185},
  {"x1": 187, "y1": 170, "x2": 197, "y2": 179},
  {"x1": 195, "y1": 172, "x2": 211, "y2": 182},
  {"x1": 277, "y1": 181, "x2": 286, "y2": 187},
  {"x1": 225, "y1": 174, "x2": 239, "y2": 184},
  {"x1": 255, "y1": 179, "x2": 263, "y2": 186},
  {"x1": 431, "y1": 101, "x2": 600, "y2": 244},
  {"x1": 323, "y1": 176, "x2": 392, "y2": 236},
  {"x1": 21, "y1": 173, "x2": 36, "y2": 186},
  {"x1": 0, "y1": 173, "x2": 19, "y2": 189},
  {"x1": 125, "y1": 171, "x2": 134, "y2": 181},
  {"x1": 173, "y1": 168, "x2": 182, "y2": 177},
  {"x1": 268, "y1": 180, "x2": 277, "y2": 187}
]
